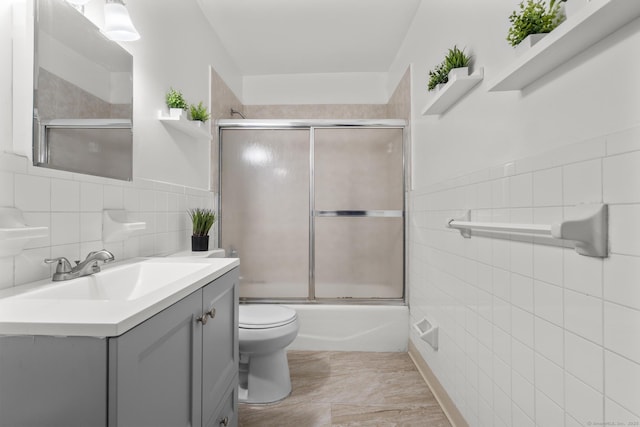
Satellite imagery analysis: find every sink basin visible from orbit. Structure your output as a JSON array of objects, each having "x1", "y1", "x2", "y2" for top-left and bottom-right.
[
  {"x1": 0, "y1": 256, "x2": 239, "y2": 336},
  {"x1": 19, "y1": 259, "x2": 211, "y2": 301}
]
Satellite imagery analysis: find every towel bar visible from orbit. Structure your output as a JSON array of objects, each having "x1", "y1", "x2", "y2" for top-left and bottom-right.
[{"x1": 447, "y1": 204, "x2": 608, "y2": 258}]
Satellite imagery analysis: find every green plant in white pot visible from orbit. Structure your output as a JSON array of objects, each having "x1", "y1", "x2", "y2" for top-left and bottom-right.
[
  {"x1": 188, "y1": 208, "x2": 215, "y2": 251},
  {"x1": 443, "y1": 46, "x2": 471, "y2": 81},
  {"x1": 166, "y1": 87, "x2": 188, "y2": 118},
  {"x1": 189, "y1": 102, "x2": 211, "y2": 123},
  {"x1": 507, "y1": 0, "x2": 565, "y2": 51},
  {"x1": 427, "y1": 46, "x2": 471, "y2": 92}
]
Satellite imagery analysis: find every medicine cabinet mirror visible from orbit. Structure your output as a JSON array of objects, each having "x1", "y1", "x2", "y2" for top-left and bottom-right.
[{"x1": 33, "y1": 0, "x2": 133, "y2": 181}]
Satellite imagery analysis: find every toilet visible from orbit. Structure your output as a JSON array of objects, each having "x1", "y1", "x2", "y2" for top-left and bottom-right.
[{"x1": 238, "y1": 304, "x2": 299, "y2": 404}]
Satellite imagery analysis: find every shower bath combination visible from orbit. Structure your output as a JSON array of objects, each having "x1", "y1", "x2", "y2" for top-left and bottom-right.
[{"x1": 218, "y1": 120, "x2": 407, "y2": 305}]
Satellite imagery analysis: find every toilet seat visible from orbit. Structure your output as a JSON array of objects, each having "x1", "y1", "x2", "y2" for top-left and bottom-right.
[{"x1": 239, "y1": 305, "x2": 297, "y2": 329}]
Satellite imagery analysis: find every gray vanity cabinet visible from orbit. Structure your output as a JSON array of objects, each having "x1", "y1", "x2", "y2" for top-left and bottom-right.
[
  {"x1": 109, "y1": 268, "x2": 239, "y2": 427},
  {"x1": 0, "y1": 268, "x2": 239, "y2": 427}
]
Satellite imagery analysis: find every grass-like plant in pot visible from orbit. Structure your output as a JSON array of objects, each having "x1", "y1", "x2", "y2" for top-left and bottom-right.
[
  {"x1": 427, "y1": 45, "x2": 471, "y2": 92},
  {"x1": 189, "y1": 102, "x2": 211, "y2": 122},
  {"x1": 166, "y1": 87, "x2": 188, "y2": 117},
  {"x1": 188, "y1": 208, "x2": 216, "y2": 251},
  {"x1": 507, "y1": 0, "x2": 565, "y2": 47}
]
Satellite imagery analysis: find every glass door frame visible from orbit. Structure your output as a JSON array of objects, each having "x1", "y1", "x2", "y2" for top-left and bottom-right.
[{"x1": 217, "y1": 119, "x2": 408, "y2": 305}]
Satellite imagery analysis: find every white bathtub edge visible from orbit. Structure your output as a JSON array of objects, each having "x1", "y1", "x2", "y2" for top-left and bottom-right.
[{"x1": 284, "y1": 304, "x2": 409, "y2": 352}]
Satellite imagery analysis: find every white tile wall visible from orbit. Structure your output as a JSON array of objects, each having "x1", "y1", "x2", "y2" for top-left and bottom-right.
[
  {"x1": 409, "y1": 126, "x2": 640, "y2": 426},
  {"x1": 563, "y1": 159, "x2": 602, "y2": 205},
  {"x1": 0, "y1": 171, "x2": 14, "y2": 207},
  {"x1": 604, "y1": 254, "x2": 640, "y2": 311},
  {"x1": 564, "y1": 373, "x2": 603, "y2": 426},
  {"x1": 0, "y1": 153, "x2": 215, "y2": 289},
  {"x1": 604, "y1": 351, "x2": 640, "y2": 419},
  {"x1": 603, "y1": 151, "x2": 640, "y2": 203},
  {"x1": 533, "y1": 167, "x2": 562, "y2": 207},
  {"x1": 609, "y1": 204, "x2": 640, "y2": 256},
  {"x1": 512, "y1": 371, "x2": 535, "y2": 419}
]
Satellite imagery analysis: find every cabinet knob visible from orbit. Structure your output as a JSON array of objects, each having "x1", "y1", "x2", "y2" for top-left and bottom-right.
[
  {"x1": 197, "y1": 308, "x2": 216, "y2": 325},
  {"x1": 219, "y1": 416, "x2": 229, "y2": 426}
]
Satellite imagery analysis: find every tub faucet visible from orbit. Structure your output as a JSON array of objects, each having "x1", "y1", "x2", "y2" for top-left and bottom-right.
[{"x1": 45, "y1": 249, "x2": 115, "y2": 281}]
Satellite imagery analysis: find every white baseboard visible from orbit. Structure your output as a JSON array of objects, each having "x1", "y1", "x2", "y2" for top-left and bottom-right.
[{"x1": 408, "y1": 339, "x2": 468, "y2": 427}]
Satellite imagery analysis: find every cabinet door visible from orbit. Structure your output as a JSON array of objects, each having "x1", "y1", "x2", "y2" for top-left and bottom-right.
[
  {"x1": 0, "y1": 336, "x2": 107, "y2": 427},
  {"x1": 202, "y1": 270, "x2": 239, "y2": 427},
  {"x1": 109, "y1": 290, "x2": 203, "y2": 427}
]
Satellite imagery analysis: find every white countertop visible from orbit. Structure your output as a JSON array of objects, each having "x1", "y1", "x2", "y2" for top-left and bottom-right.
[{"x1": 0, "y1": 257, "x2": 239, "y2": 337}]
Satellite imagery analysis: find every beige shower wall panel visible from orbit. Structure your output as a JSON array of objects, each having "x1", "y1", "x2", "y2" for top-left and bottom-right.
[
  {"x1": 243, "y1": 104, "x2": 388, "y2": 119},
  {"x1": 211, "y1": 67, "x2": 245, "y2": 191},
  {"x1": 386, "y1": 67, "x2": 411, "y2": 121},
  {"x1": 37, "y1": 68, "x2": 128, "y2": 120}
]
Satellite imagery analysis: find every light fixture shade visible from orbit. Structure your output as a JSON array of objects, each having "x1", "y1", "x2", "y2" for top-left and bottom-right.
[{"x1": 104, "y1": 1, "x2": 140, "y2": 41}]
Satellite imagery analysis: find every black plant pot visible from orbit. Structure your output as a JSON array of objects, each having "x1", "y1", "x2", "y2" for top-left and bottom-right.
[{"x1": 191, "y1": 235, "x2": 209, "y2": 252}]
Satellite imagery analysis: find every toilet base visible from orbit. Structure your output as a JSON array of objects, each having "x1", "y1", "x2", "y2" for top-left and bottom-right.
[{"x1": 239, "y1": 349, "x2": 292, "y2": 404}]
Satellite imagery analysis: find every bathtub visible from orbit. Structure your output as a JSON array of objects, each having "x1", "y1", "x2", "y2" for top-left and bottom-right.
[
  {"x1": 169, "y1": 252, "x2": 408, "y2": 351},
  {"x1": 283, "y1": 304, "x2": 409, "y2": 352}
]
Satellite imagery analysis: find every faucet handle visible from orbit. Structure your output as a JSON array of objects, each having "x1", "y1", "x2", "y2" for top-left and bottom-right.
[{"x1": 44, "y1": 257, "x2": 73, "y2": 273}]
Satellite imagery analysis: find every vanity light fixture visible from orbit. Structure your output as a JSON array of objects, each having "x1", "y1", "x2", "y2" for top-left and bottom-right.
[{"x1": 103, "y1": 0, "x2": 140, "y2": 41}]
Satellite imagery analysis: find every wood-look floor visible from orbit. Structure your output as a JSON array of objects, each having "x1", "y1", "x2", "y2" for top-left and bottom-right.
[{"x1": 239, "y1": 351, "x2": 452, "y2": 427}]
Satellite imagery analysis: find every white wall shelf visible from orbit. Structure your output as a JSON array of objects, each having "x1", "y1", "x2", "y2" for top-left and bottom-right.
[
  {"x1": 422, "y1": 68, "x2": 484, "y2": 116},
  {"x1": 158, "y1": 111, "x2": 211, "y2": 139},
  {"x1": 488, "y1": 0, "x2": 640, "y2": 91},
  {"x1": 447, "y1": 204, "x2": 608, "y2": 257},
  {"x1": 0, "y1": 207, "x2": 49, "y2": 258}
]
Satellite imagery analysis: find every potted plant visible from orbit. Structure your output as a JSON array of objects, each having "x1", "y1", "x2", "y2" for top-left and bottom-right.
[
  {"x1": 428, "y1": 62, "x2": 448, "y2": 92},
  {"x1": 189, "y1": 102, "x2": 211, "y2": 123},
  {"x1": 444, "y1": 45, "x2": 471, "y2": 80},
  {"x1": 507, "y1": 0, "x2": 565, "y2": 51},
  {"x1": 166, "y1": 87, "x2": 188, "y2": 118},
  {"x1": 188, "y1": 208, "x2": 215, "y2": 251},
  {"x1": 427, "y1": 45, "x2": 471, "y2": 92}
]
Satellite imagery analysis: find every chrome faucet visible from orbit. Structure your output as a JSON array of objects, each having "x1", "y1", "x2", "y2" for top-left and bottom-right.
[{"x1": 45, "y1": 249, "x2": 115, "y2": 281}]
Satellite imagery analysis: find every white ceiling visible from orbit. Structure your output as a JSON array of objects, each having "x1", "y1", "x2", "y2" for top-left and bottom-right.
[{"x1": 197, "y1": 0, "x2": 422, "y2": 76}]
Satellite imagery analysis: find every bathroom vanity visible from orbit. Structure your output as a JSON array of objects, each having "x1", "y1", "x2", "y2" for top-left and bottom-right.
[{"x1": 0, "y1": 258, "x2": 239, "y2": 427}]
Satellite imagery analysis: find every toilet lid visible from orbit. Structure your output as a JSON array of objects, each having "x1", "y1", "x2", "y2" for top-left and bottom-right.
[{"x1": 239, "y1": 305, "x2": 297, "y2": 329}]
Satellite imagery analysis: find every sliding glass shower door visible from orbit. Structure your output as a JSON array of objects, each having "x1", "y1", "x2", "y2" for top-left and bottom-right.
[
  {"x1": 313, "y1": 128, "x2": 404, "y2": 299},
  {"x1": 219, "y1": 123, "x2": 404, "y2": 302},
  {"x1": 220, "y1": 129, "x2": 310, "y2": 298}
]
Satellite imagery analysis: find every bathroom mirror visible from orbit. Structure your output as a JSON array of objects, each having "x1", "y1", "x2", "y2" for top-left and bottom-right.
[{"x1": 33, "y1": 0, "x2": 133, "y2": 181}]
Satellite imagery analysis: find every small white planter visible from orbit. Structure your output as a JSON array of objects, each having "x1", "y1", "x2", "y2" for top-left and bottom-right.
[
  {"x1": 515, "y1": 33, "x2": 547, "y2": 56},
  {"x1": 447, "y1": 67, "x2": 470, "y2": 82},
  {"x1": 169, "y1": 108, "x2": 184, "y2": 118}
]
